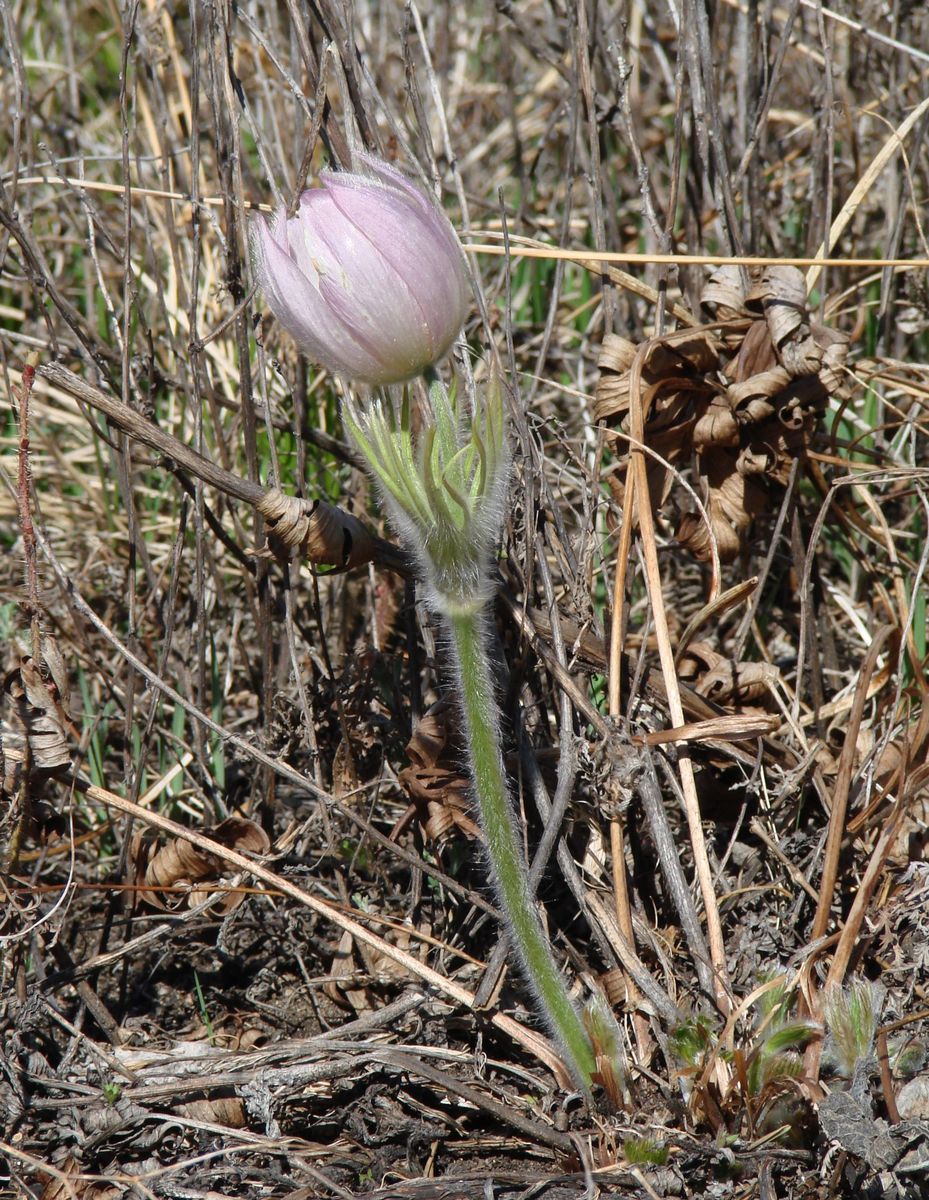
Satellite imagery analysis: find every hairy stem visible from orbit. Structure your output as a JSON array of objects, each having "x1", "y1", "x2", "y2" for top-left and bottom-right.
[{"x1": 446, "y1": 607, "x2": 596, "y2": 1089}]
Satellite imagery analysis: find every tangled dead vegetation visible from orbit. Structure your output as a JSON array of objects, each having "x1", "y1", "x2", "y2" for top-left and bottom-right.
[
  {"x1": 132, "y1": 816, "x2": 270, "y2": 915},
  {"x1": 596, "y1": 266, "x2": 851, "y2": 564}
]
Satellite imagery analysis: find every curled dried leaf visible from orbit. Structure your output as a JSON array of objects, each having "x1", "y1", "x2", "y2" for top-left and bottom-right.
[
  {"x1": 692, "y1": 394, "x2": 740, "y2": 450},
  {"x1": 746, "y1": 266, "x2": 802, "y2": 322},
  {"x1": 596, "y1": 265, "x2": 848, "y2": 563},
  {"x1": 1, "y1": 646, "x2": 72, "y2": 792},
  {"x1": 726, "y1": 317, "x2": 778, "y2": 382},
  {"x1": 781, "y1": 338, "x2": 823, "y2": 379},
  {"x1": 769, "y1": 275, "x2": 829, "y2": 389},
  {"x1": 747, "y1": 267, "x2": 825, "y2": 379},
  {"x1": 597, "y1": 332, "x2": 638, "y2": 382},
  {"x1": 711, "y1": 455, "x2": 767, "y2": 525},
  {"x1": 596, "y1": 329, "x2": 724, "y2": 518},
  {"x1": 695, "y1": 660, "x2": 781, "y2": 708},
  {"x1": 816, "y1": 324, "x2": 850, "y2": 393},
  {"x1": 399, "y1": 700, "x2": 480, "y2": 845},
  {"x1": 727, "y1": 368, "x2": 793, "y2": 413},
  {"x1": 701, "y1": 265, "x2": 748, "y2": 321},
  {"x1": 677, "y1": 449, "x2": 769, "y2": 564},
  {"x1": 595, "y1": 331, "x2": 721, "y2": 428},
  {"x1": 135, "y1": 816, "x2": 269, "y2": 914},
  {"x1": 677, "y1": 508, "x2": 738, "y2": 564},
  {"x1": 257, "y1": 487, "x2": 376, "y2": 569},
  {"x1": 677, "y1": 640, "x2": 725, "y2": 678},
  {"x1": 736, "y1": 444, "x2": 777, "y2": 477}
]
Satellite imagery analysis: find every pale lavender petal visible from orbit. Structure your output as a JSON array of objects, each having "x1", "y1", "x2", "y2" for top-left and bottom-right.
[
  {"x1": 254, "y1": 155, "x2": 470, "y2": 384},
  {"x1": 355, "y1": 153, "x2": 468, "y2": 271},
  {"x1": 300, "y1": 188, "x2": 436, "y2": 371},
  {"x1": 287, "y1": 191, "x2": 339, "y2": 281},
  {"x1": 317, "y1": 276, "x2": 431, "y2": 379},
  {"x1": 324, "y1": 175, "x2": 468, "y2": 357},
  {"x1": 353, "y1": 152, "x2": 436, "y2": 218},
  {"x1": 324, "y1": 160, "x2": 464, "y2": 275},
  {"x1": 253, "y1": 214, "x2": 386, "y2": 379}
]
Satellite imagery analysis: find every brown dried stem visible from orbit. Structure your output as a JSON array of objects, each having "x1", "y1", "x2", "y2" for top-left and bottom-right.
[
  {"x1": 627, "y1": 338, "x2": 732, "y2": 1013},
  {"x1": 36, "y1": 362, "x2": 409, "y2": 575},
  {"x1": 808, "y1": 624, "x2": 896, "y2": 946}
]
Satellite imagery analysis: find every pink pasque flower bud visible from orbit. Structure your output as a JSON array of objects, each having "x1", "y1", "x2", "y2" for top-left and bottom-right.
[{"x1": 253, "y1": 154, "x2": 470, "y2": 385}]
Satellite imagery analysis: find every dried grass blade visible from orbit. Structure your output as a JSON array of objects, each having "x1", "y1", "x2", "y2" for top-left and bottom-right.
[
  {"x1": 809, "y1": 624, "x2": 896, "y2": 945},
  {"x1": 639, "y1": 714, "x2": 781, "y2": 745},
  {"x1": 627, "y1": 339, "x2": 732, "y2": 1012},
  {"x1": 805, "y1": 93, "x2": 929, "y2": 294}
]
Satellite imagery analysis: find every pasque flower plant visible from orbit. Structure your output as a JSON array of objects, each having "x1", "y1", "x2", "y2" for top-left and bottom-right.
[
  {"x1": 253, "y1": 153, "x2": 469, "y2": 386},
  {"x1": 255, "y1": 154, "x2": 604, "y2": 1091},
  {"x1": 346, "y1": 377, "x2": 598, "y2": 1089}
]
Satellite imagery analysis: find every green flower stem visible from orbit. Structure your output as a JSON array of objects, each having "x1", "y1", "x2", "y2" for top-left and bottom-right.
[
  {"x1": 446, "y1": 606, "x2": 597, "y2": 1089},
  {"x1": 346, "y1": 375, "x2": 602, "y2": 1089}
]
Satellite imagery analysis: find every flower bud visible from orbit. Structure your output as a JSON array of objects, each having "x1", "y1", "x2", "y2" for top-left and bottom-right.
[{"x1": 253, "y1": 154, "x2": 470, "y2": 385}]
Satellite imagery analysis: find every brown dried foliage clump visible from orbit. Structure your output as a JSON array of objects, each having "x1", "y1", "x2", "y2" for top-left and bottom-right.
[
  {"x1": 1, "y1": 639, "x2": 72, "y2": 800},
  {"x1": 399, "y1": 699, "x2": 480, "y2": 846},
  {"x1": 595, "y1": 266, "x2": 850, "y2": 563},
  {"x1": 132, "y1": 817, "x2": 270, "y2": 914},
  {"x1": 677, "y1": 640, "x2": 781, "y2": 713}
]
